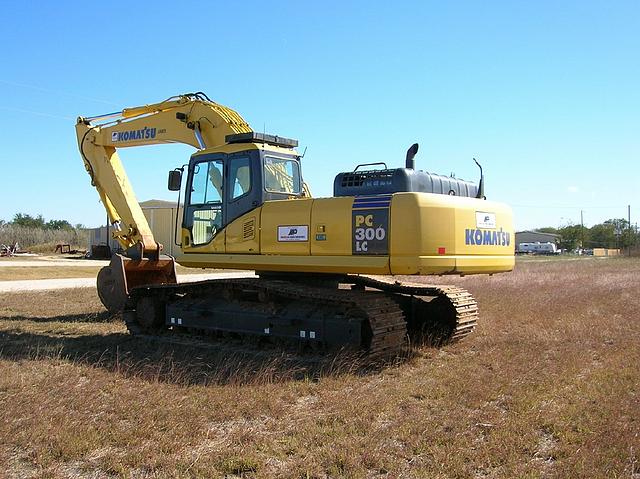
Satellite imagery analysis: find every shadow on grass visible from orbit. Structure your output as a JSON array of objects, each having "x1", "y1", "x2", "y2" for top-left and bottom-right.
[
  {"x1": 4, "y1": 311, "x2": 115, "y2": 323},
  {"x1": 0, "y1": 313, "x2": 419, "y2": 386}
]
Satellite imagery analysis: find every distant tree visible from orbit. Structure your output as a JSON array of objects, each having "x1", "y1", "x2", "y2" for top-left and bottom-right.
[
  {"x1": 557, "y1": 224, "x2": 586, "y2": 251},
  {"x1": 537, "y1": 226, "x2": 559, "y2": 234},
  {"x1": 9, "y1": 214, "x2": 80, "y2": 231},
  {"x1": 588, "y1": 223, "x2": 616, "y2": 248},
  {"x1": 45, "y1": 219, "x2": 73, "y2": 230},
  {"x1": 604, "y1": 218, "x2": 627, "y2": 233},
  {"x1": 603, "y1": 218, "x2": 634, "y2": 248},
  {"x1": 0, "y1": 219, "x2": 5, "y2": 227},
  {"x1": 12, "y1": 213, "x2": 46, "y2": 228}
]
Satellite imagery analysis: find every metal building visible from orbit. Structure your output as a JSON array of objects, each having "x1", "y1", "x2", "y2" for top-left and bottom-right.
[
  {"x1": 87, "y1": 199, "x2": 182, "y2": 256},
  {"x1": 140, "y1": 199, "x2": 183, "y2": 256},
  {"x1": 86, "y1": 225, "x2": 121, "y2": 254}
]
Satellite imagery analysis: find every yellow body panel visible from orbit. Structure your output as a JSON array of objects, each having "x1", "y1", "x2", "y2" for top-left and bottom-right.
[
  {"x1": 261, "y1": 199, "x2": 313, "y2": 255},
  {"x1": 177, "y1": 253, "x2": 391, "y2": 274},
  {"x1": 389, "y1": 193, "x2": 514, "y2": 274},
  {"x1": 225, "y1": 210, "x2": 260, "y2": 254},
  {"x1": 310, "y1": 197, "x2": 353, "y2": 255},
  {"x1": 182, "y1": 227, "x2": 225, "y2": 253},
  {"x1": 177, "y1": 192, "x2": 514, "y2": 276}
]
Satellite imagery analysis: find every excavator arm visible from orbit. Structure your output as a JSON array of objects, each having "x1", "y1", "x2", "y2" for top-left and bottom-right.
[
  {"x1": 75, "y1": 92, "x2": 252, "y2": 256},
  {"x1": 76, "y1": 93, "x2": 253, "y2": 312}
]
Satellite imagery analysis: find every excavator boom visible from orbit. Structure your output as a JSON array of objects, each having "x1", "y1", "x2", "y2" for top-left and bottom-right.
[
  {"x1": 76, "y1": 93, "x2": 252, "y2": 254},
  {"x1": 76, "y1": 93, "x2": 254, "y2": 311}
]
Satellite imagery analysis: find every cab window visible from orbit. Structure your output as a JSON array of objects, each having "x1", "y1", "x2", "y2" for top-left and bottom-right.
[
  {"x1": 229, "y1": 156, "x2": 251, "y2": 199},
  {"x1": 264, "y1": 156, "x2": 301, "y2": 194},
  {"x1": 191, "y1": 160, "x2": 223, "y2": 204}
]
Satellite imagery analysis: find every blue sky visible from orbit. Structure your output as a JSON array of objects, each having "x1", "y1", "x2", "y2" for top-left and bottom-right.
[{"x1": 0, "y1": 1, "x2": 637, "y2": 229}]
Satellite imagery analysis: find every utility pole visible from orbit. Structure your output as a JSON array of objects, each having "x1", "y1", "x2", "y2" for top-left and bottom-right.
[
  {"x1": 629, "y1": 205, "x2": 632, "y2": 257},
  {"x1": 580, "y1": 210, "x2": 584, "y2": 250}
]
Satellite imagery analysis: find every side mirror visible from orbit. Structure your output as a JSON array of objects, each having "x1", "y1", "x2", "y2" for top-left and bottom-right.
[{"x1": 168, "y1": 169, "x2": 182, "y2": 191}]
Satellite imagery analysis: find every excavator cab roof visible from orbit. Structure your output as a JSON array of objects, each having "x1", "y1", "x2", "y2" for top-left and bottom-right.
[
  {"x1": 225, "y1": 132, "x2": 298, "y2": 148},
  {"x1": 190, "y1": 139, "x2": 300, "y2": 160}
]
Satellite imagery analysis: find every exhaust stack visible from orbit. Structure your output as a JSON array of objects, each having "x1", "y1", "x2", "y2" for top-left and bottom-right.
[
  {"x1": 474, "y1": 158, "x2": 485, "y2": 199},
  {"x1": 406, "y1": 143, "x2": 419, "y2": 170}
]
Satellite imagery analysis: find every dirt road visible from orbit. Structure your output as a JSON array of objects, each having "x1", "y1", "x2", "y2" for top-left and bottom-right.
[
  {"x1": 0, "y1": 271, "x2": 256, "y2": 293},
  {"x1": 0, "y1": 259, "x2": 108, "y2": 268}
]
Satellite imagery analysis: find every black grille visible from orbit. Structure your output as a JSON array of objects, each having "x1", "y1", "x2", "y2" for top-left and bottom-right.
[{"x1": 340, "y1": 170, "x2": 394, "y2": 188}]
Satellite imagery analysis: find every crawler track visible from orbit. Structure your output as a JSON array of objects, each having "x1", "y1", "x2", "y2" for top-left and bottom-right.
[
  {"x1": 350, "y1": 275, "x2": 479, "y2": 343},
  {"x1": 124, "y1": 277, "x2": 407, "y2": 359},
  {"x1": 122, "y1": 275, "x2": 478, "y2": 360}
]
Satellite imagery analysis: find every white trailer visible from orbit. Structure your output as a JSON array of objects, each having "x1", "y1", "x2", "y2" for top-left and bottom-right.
[{"x1": 516, "y1": 242, "x2": 559, "y2": 255}]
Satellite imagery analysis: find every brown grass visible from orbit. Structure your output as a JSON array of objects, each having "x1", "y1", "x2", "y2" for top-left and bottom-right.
[
  {"x1": 0, "y1": 266, "x2": 104, "y2": 281},
  {"x1": 0, "y1": 257, "x2": 639, "y2": 478}
]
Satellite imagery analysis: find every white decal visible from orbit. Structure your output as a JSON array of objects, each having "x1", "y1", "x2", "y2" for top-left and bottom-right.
[
  {"x1": 278, "y1": 225, "x2": 308, "y2": 242},
  {"x1": 476, "y1": 212, "x2": 496, "y2": 229}
]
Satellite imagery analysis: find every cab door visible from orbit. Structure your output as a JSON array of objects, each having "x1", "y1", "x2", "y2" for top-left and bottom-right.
[
  {"x1": 226, "y1": 151, "x2": 259, "y2": 225},
  {"x1": 184, "y1": 157, "x2": 224, "y2": 247}
]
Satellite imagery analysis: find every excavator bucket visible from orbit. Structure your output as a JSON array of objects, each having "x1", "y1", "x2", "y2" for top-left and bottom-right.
[{"x1": 96, "y1": 253, "x2": 177, "y2": 313}]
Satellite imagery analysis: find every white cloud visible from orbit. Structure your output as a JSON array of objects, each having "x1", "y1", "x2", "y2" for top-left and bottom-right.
[{"x1": 567, "y1": 186, "x2": 579, "y2": 193}]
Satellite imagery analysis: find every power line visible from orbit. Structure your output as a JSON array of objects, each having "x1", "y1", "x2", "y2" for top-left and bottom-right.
[
  {"x1": 512, "y1": 204, "x2": 630, "y2": 209},
  {"x1": 0, "y1": 106, "x2": 73, "y2": 121},
  {"x1": 0, "y1": 79, "x2": 118, "y2": 106}
]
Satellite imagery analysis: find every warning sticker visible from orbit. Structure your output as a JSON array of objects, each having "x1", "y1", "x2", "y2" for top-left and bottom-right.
[{"x1": 278, "y1": 225, "x2": 309, "y2": 242}]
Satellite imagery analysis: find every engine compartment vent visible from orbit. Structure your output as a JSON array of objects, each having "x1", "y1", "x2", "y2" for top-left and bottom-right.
[
  {"x1": 334, "y1": 168, "x2": 479, "y2": 198},
  {"x1": 333, "y1": 143, "x2": 483, "y2": 199},
  {"x1": 243, "y1": 218, "x2": 255, "y2": 240}
]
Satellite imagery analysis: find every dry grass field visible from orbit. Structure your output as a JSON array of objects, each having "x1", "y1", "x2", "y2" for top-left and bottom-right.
[
  {"x1": 0, "y1": 257, "x2": 638, "y2": 478},
  {"x1": 0, "y1": 266, "x2": 105, "y2": 281}
]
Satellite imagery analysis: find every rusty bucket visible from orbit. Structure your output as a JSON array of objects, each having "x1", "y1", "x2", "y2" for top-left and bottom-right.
[{"x1": 96, "y1": 253, "x2": 177, "y2": 313}]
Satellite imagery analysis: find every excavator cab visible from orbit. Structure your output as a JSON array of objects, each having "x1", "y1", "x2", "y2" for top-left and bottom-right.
[{"x1": 172, "y1": 133, "x2": 304, "y2": 249}]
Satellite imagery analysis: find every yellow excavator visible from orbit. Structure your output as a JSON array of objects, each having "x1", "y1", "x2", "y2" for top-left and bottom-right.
[{"x1": 76, "y1": 92, "x2": 514, "y2": 357}]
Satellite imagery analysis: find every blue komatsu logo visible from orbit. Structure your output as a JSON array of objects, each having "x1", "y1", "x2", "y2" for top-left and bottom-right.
[
  {"x1": 111, "y1": 127, "x2": 156, "y2": 142},
  {"x1": 465, "y1": 228, "x2": 511, "y2": 246}
]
